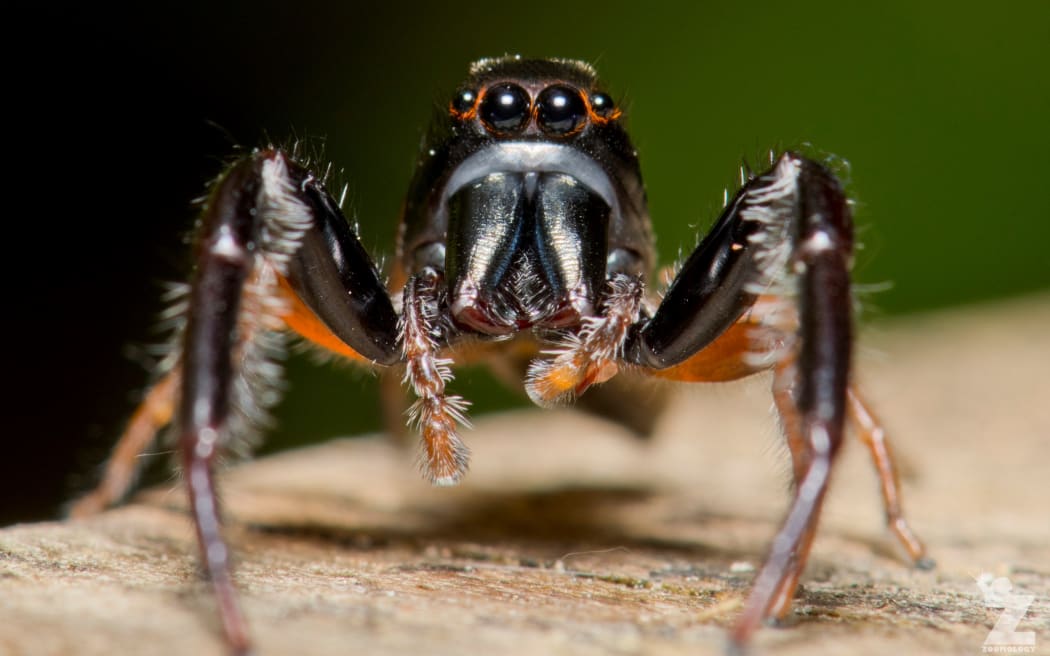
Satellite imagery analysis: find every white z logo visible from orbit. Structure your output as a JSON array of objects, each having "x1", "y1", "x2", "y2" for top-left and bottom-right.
[{"x1": 977, "y1": 573, "x2": 1036, "y2": 650}]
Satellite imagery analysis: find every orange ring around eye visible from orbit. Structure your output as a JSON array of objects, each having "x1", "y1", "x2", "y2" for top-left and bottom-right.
[
  {"x1": 584, "y1": 92, "x2": 622, "y2": 125},
  {"x1": 449, "y1": 88, "x2": 482, "y2": 121}
]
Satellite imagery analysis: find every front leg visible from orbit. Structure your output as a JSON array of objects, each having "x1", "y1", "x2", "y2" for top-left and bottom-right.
[
  {"x1": 184, "y1": 150, "x2": 407, "y2": 654},
  {"x1": 76, "y1": 149, "x2": 401, "y2": 654},
  {"x1": 625, "y1": 153, "x2": 861, "y2": 647},
  {"x1": 180, "y1": 150, "x2": 404, "y2": 654}
]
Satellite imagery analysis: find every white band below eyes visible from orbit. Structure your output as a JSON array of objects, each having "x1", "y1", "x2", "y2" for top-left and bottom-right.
[{"x1": 441, "y1": 142, "x2": 620, "y2": 217}]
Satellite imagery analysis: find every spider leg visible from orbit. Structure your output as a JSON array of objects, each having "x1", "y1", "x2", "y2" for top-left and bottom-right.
[
  {"x1": 642, "y1": 320, "x2": 933, "y2": 631},
  {"x1": 189, "y1": 149, "x2": 406, "y2": 653},
  {"x1": 68, "y1": 369, "x2": 179, "y2": 518},
  {"x1": 761, "y1": 357, "x2": 824, "y2": 622},
  {"x1": 622, "y1": 153, "x2": 855, "y2": 647},
  {"x1": 183, "y1": 150, "x2": 402, "y2": 654},
  {"x1": 847, "y1": 387, "x2": 934, "y2": 568},
  {"x1": 644, "y1": 294, "x2": 787, "y2": 383},
  {"x1": 76, "y1": 149, "x2": 400, "y2": 654},
  {"x1": 68, "y1": 270, "x2": 391, "y2": 518},
  {"x1": 645, "y1": 301, "x2": 932, "y2": 570},
  {"x1": 760, "y1": 382, "x2": 935, "y2": 623},
  {"x1": 739, "y1": 155, "x2": 853, "y2": 645}
]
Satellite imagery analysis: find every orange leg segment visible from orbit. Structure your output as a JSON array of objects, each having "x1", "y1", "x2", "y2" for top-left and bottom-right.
[
  {"x1": 847, "y1": 387, "x2": 933, "y2": 568},
  {"x1": 69, "y1": 369, "x2": 180, "y2": 517},
  {"x1": 646, "y1": 320, "x2": 766, "y2": 383},
  {"x1": 635, "y1": 304, "x2": 932, "y2": 628},
  {"x1": 642, "y1": 295, "x2": 790, "y2": 384},
  {"x1": 764, "y1": 359, "x2": 822, "y2": 621},
  {"x1": 70, "y1": 274, "x2": 378, "y2": 519},
  {"x1": 275, "y1": 274, "x2": 372, "y2": 364}
]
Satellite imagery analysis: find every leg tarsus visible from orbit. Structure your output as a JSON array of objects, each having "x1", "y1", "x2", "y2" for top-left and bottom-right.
[{"x1": 764, "y1": 604, "x2": 802, "y2": 628}]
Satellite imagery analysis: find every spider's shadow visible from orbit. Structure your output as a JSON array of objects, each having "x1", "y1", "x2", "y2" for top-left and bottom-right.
[{"x1": 242, "y1": 484, "x2": 746, "y2": 565}]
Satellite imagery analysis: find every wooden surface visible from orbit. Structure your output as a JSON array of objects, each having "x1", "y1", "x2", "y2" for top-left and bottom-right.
[{"x1": 2, "y1": 295, "x2": 1049, "y2": 655}]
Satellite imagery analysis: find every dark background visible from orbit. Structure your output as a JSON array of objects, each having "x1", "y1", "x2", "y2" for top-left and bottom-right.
[{"x1": 6, "y1": 2, "x2": 1048, "y2": 525}]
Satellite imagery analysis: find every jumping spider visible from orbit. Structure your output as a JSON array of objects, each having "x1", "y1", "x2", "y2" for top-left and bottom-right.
[{"x1": 74, "y1": 56, "x2": 932, "y2": 654}]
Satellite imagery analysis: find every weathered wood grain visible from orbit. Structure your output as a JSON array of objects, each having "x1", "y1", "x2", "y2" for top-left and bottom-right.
[{"x1": 2, "y1": 296, "x2": 1048, "y2": 655}]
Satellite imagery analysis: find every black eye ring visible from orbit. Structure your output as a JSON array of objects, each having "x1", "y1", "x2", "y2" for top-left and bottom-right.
[{"x1": 478, "y1": 83, "x2": 531, "y2": 135}]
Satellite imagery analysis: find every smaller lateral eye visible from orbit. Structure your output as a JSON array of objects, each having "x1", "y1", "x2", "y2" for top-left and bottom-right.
[
  {"x1": 451, "y1": 89, "x2": 477, "y2": 116},
  {"x1": 589, "y1": 92, "x2": 617, "y2": 119},
  {"x1": 478, "y1": 83, "x2": 531, "y2": 134},
  {"x1": 537, "y1": 85, "x2": 587, "y2": 136}
]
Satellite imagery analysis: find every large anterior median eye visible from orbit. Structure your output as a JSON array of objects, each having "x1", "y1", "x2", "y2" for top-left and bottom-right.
[
  {"x1": 479, "y1": 83, "x2": 531, "y2": 135},
  {"x1": 536, "y1": 85, "x2": 587, "y2": 136}
]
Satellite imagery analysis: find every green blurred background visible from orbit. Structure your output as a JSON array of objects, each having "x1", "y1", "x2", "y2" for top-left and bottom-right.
[{"x1": 6, "y1": 1, "x2": 1048, "y2": 524}]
